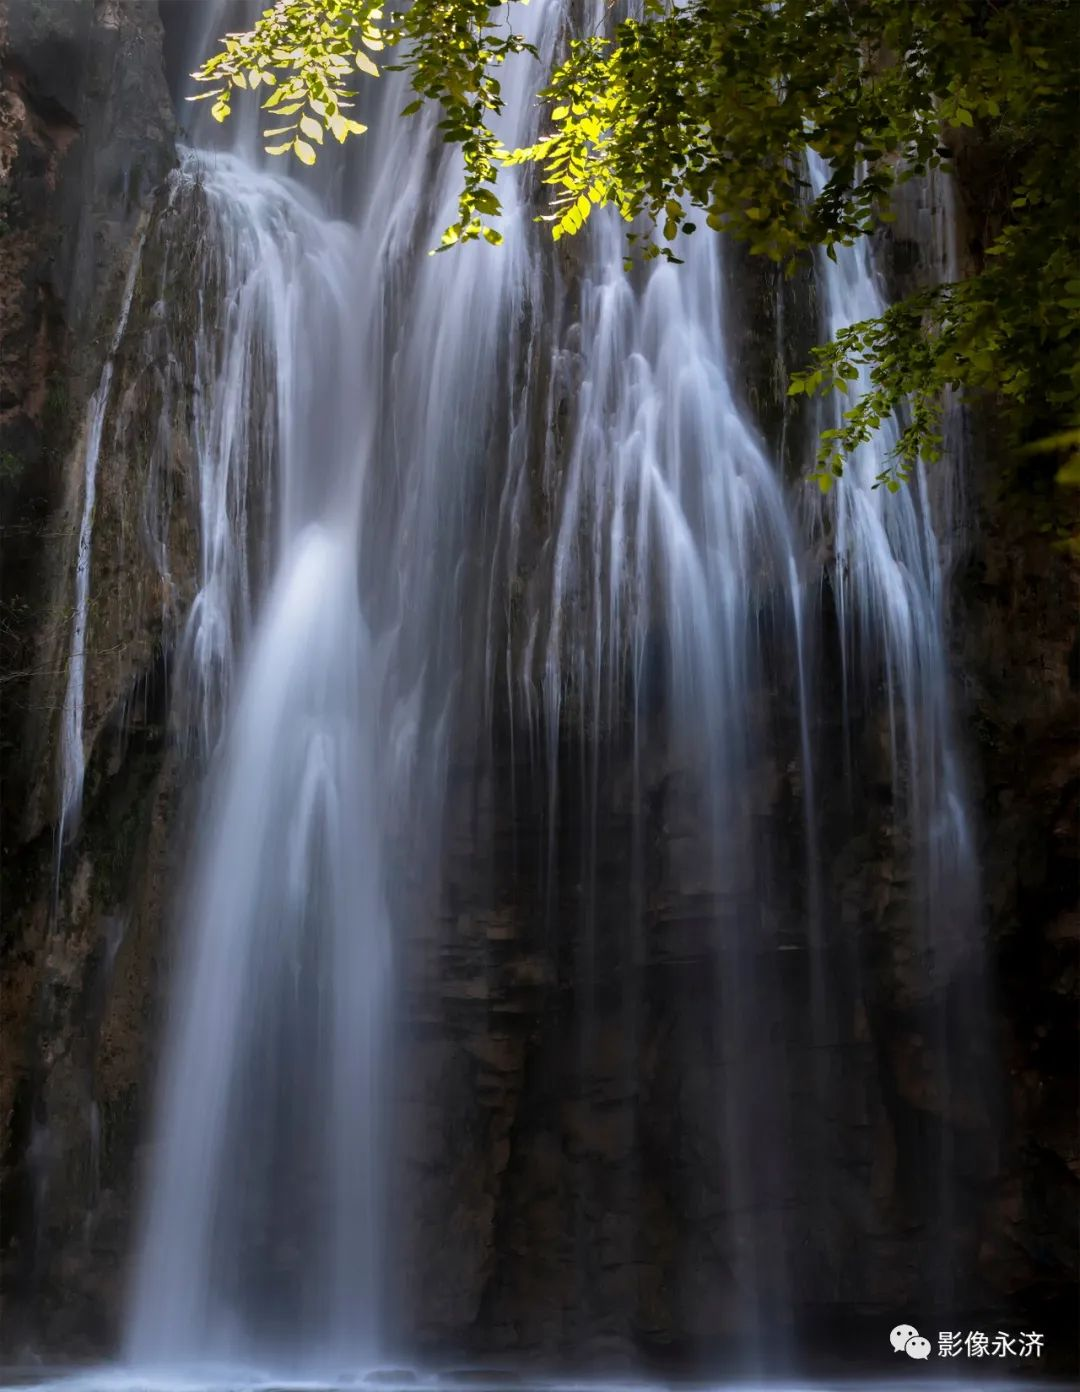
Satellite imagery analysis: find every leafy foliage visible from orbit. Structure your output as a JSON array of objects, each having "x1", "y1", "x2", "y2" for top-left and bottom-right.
[
  {"x1": 195, "y1": 0, "x2": 1080, "y2": 513},
  {"x1": 193, "y1": 0, "x2": 533, "y2": 246}
]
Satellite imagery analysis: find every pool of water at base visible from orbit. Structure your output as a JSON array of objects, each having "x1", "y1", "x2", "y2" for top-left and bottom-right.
[{"x1": 0, "y1": 1368, "x2": 1069, "y2": 1392}]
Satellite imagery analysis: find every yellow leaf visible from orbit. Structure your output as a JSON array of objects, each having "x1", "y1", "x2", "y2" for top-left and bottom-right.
[
  {"x1": 293, "y1": 139, "x2": 317, "y2": 166},
  {"x1": 299, "y1": 114, "x2": 324, "y2": 144},
  {"x1": 328, "y1": 113, "x2": 367, "y2": 142},
  {"x1": 265, "y1": 141, "x2": 294, "y2": 156},
  {"x1": 355, "y1": 50, "x2": 379, "y2": 78}
]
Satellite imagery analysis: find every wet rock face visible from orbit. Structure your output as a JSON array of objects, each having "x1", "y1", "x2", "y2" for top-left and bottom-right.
[
  {"x1": 390, "y1": 517, "x2": 1076, "y2": 1376},
  {"x1": 0, "y1": 0, "x2": 176, "y2": 824},
  {"x1": 0, "y1": 0, "x2": 180, "y2": 1356},
  {"x1": 951, "y1": 452, "x2": 1080, "y2": 1354},
  {"x1": 902, "y1": 158, "x2": 1079, "y2": 1361}
]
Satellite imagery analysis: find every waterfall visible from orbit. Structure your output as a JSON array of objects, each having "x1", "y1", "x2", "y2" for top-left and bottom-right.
[
  {"x1": 805, "y1": 153, "x2": 983, "y2": 1310},
  {"x1": 116, "y1": 0, "x2": 983, "y2": 1376},
  {"x1": 125, "y1": 153, "x2": 390, "y2": 1366},
  {"x1": 126, "y1": 0, "x2": 563, "y2": 1368},
  {"x1": 490, "y1": 194, "x2": 811, "y2": 1352},
  {"x1": 808, "y1": 154, "x2": 976, "y2": 951}
]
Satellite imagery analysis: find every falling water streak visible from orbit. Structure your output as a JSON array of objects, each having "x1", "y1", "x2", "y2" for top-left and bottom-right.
[
  {"x1": 127, "y1": 0, "x2": 564, "y2": 1367},
  {"x1": 128, "y1": 523, "x2": 391, "y2": 1366},
  {"x1": 809, "y1": 153, "x2": 980, "y2": 1305},
  {"x1": 172, "y1": 149, "x2": 368, "y2": 749},
  {"x1": 916, "y1": 167, "x2": 984, "y2": 1313},
  {"x1": 787, "y1": 548, "x2": 831, "y2": 1229},
  {"x1": 56, "y1": 233, "x2": 147, "y2": 851},
  {"x1": 789, "y1": 556, "x2": 822, "y2": 943},
  {"x1": 125, "y1": 151, "x2": 389, "y2": 1367},
  {"x1": 807, "y1": 156, "x2": 975, "y2": 936},
  {"x1": 499, "y1": 131, "x2": 810, "y2": 1347},
  {"x1": 356, "y1": 0, "x2": 561, "y2": 863},
  {"x1": 85, "y1": 1102, "x2": 101, "y2": 1235}
]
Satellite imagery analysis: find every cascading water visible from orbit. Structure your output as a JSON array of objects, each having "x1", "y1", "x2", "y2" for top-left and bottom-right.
[
  {"x1": 489, "y1": 195, "x2": 814, "y2": 1355},
  {"x1": 112, "y1": 0, "x2": 987, "y2": 1379},
  {"x1": 808, "y1": 154, "x2": 976, "y2": 950},
  {"x1": 126, "y1": 154, "x2": 390, "y2": 1367},
  {"x1": 806, "y1": 153, "x2": 985, "y2": 1310},
  {"x1": 126, "y1": 0, "x2": 563, "y2": 1369}
]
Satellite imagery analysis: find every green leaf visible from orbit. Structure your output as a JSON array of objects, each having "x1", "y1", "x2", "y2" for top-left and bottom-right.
[
  {"x1": 1056, "y1": 456, "x2": 1080, "y2": 486},
  {"x1": 188, "y1": 0, "x2": 1080, "y2": 515}
]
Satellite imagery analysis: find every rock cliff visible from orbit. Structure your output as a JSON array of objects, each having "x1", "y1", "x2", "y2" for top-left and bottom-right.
[{"x1": 0, "y1": 0, "x2": 183, "y2": 1352}]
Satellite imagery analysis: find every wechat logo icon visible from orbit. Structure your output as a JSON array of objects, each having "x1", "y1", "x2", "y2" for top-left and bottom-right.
[{"x1": 891, "y1": 1324, "x2": 932, "y2": 1360}]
